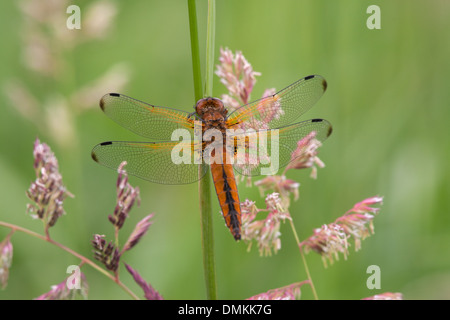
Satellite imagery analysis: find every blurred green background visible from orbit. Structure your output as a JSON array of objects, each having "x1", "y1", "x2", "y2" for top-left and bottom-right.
[{"x1": 1, "y1": 0, "x2": 449, "y2": 300}]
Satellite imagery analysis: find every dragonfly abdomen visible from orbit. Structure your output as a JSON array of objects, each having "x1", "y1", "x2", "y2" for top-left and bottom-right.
[{"x1": 210, "y1": 162, "x2": 241, "y2": 241}]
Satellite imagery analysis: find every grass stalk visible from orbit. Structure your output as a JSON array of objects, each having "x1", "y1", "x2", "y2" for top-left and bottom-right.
[{"x1": 188, "y1": 0, "x2": 217, "y2": 300}]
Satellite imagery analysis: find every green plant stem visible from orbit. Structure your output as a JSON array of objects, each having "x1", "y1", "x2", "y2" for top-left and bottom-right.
[
  {"x1": 188, "y1": 0, "x2": 203, "y2": 102},
  {"x1": 202, "y1": 0, "x2": 217, "y2": 300},
  {"x1": 0, "y1": 221, "x2": 139, "y2": 300},
  {"x1": 204, "y1": 0, "x2": 215, "y2": 97},
  {"x1": 198, "y1": 168, "x2": 216, "y2": 300},
  {"x1": 188, "y1": 0, "x2": 217, "y2": 300},
  {"x1": 289, "y1": 219, "x2": 319, "y2": 300}
]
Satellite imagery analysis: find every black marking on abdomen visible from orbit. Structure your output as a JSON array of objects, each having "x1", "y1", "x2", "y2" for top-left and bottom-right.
[{"x1": 221, "y1": 165, "x2": 241, "y2": 240}]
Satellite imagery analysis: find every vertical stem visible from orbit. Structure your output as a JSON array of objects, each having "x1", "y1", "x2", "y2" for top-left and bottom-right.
[
  {"x1": 188, "y1": 0, "x2": 202, "y2": 101},
  {"x1": 204, "y1": 0, "x2": 216, "y2": 97},
  {"x1": 188, "y1": 0, "x2": 217, "y2": 300},
  {"x1": 289, "y1": 220, "x2": 319, "y2": 300},
  {"x1": 198, "y1": 165, "x2": 216, "y2": 300}
]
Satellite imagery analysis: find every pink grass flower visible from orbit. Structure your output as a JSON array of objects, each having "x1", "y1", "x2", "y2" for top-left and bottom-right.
[
  {"x1": 0, "y1": 237, "x2": 13, "y2": 289},
  {"x1": 122, "y1": 214, "x2": 154, "y2": 253},
  {"x1": 125, "y1": 263, "x2": 163, "y2": 300},
  {"x1": 338, "y1": 196, "x2": 383, "y2": 251},
  {"x1": 285, "y1": 131, "x2": 325, "y2": 179},
  {"x1": 362, "y1": 292, "x2": 403, "y2": 300},
  {"x1": 240, "y1": 199, "x2": 263, "y2": 242},
  {"x1": 216, "y1": 49, "x2": 281, "y2": 132},
  {"x1": 300, "y1": 196, "x2": 383, "y2": 267},
  {"x1": 247, "y1": 281, "x2": 308, "y2": 300},
  {"x1": 35, "y1": 272, "x2": 88, "y2": 300},
  {"x1": 108, "y1": 161, "x2": 141, "y2": 229},
  {"x1": 216, "y1": 47, "x2": 261, "y2": 107},
  {"x1": 346, "y1": 196, "x2": 383, "y2": 214},
  {"x1": 91, "y1": 234, "x2": 120, "y2": 272},
  {"x1": 255, "y1": 175, "x2": 300, "y2": 207},
  {"x1": 26, "y1": 139, "x2": 73, "y2": 229},
  {"x1": 300, "y1": 223, "x2": 350, "y2": 267},
  {"x1": 336, "y1": 213, "x2": 375, "y2": 251},
  {"x1": 241, "y1": 193, "x2": 291, "y2": 256}
]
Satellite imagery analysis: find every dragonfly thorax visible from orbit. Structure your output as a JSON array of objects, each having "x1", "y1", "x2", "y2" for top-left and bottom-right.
[{"x1": 195, "y1": 97, "x2": 228, "y2": 123}]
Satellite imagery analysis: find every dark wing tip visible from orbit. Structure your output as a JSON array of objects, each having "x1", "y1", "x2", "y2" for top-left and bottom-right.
[
  {"x1": 99, "y1": 97, "x2": 105, "y2": 111},
  {"x1": 303, "y1": 75, "x2": 327, "y2": 92},
  {"x1": 311, "y1": 118, "x2": 333, "y2": 138},
  {"x1": 91, "y1": 150, "x2": 99, "y2": 162},
  {"x1": 322, "y1": 79, "x2": 328, "y2": 92},
  {"x1": 327, "y1": 125, "x2": 333, "y2": 137},
  {"x1": 91, "y1": 141, "x2": 113, "y2": 162},
  {"x1": 100, "y1": 93, "x2": 121, "y2": 111}
]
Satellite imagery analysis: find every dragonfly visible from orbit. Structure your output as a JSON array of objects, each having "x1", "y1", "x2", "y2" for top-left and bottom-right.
[{"x1": 91, "y1": 74, "x2": 332, "y2": 241}]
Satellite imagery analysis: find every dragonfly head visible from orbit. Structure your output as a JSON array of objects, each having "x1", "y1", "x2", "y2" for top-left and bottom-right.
[{"x1": 195, "y1": 97, "x2": 227, "y2": 122}]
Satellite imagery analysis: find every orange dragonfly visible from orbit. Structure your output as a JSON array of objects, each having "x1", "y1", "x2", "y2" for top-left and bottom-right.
[{"x1": 91, "y1": 75, "x2": 332, "y2": 241}]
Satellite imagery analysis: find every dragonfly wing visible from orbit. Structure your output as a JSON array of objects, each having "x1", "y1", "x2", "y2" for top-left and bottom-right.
[
  {"x1": 231, "y1": 119, "x2": 332, "y2": 176},
  {"x1": 226, "y1": 75, "x2": 327, "y2": 130},
  {"x1": 91, "y1": 140, "x2": 206, "y2": 185},
  {"x1": 100, "y1": 93, "x2": 196, "y2": 141}
]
